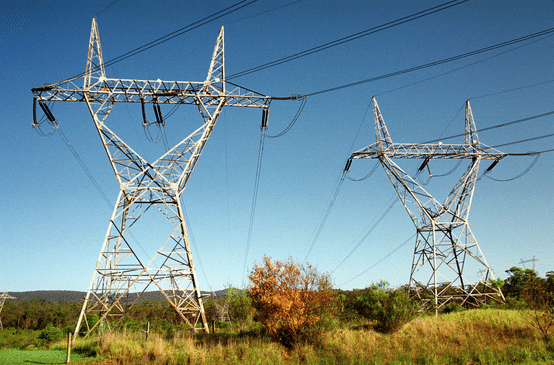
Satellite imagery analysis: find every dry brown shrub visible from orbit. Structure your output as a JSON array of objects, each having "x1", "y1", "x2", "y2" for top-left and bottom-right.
[{"x1": 248, "y1": 256, "x2": 336, "y2": 348}]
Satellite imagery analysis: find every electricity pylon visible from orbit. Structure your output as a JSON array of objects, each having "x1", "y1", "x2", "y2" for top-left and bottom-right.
[
  {"x1": 349, "y1": 97, "x2": 506, "y2": 311},
  {"x1": 519, "y1": 256, "x2": 538, "y2": 271},
  {"x1": 0, "y1": 285, "x2": 16, "y2": 330},
  {"x1": 32, "y1": 18, "x2": 288, "y2": 338},
  {"x1": 211, "y1": 289, "x2": 231, "y2": 326}
]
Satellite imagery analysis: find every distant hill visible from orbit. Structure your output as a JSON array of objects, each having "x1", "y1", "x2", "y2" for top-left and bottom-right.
[
  {"x1": 8, "y1": 289, "x2": 232, "y2": 302},
  {"x1": 8, "y1": 291, "x2": 86, "y2": 302}
]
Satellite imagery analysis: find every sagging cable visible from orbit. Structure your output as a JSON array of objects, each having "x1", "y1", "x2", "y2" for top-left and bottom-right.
[{"x1": 265, "y1": 95, "x2": 307, "y2": 138}]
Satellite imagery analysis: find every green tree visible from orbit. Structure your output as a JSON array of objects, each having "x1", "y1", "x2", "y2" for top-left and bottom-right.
[
  {"x1": 226, "y1": 288, "x2": 252, "y2": 324},
  {"x1": 503, "y1": 267, "x2": 543, "y2": 301},
  {"x1": 38, "y1": 325, "x2": 65, "y2": 344},
  {"x1": 354, "y1": 281, "x2": 419, "y2": 334}
]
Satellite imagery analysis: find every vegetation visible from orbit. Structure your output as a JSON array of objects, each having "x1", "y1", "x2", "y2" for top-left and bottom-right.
[
  {"x1": 38, "y1": 324, "x2": 65, "y2": 344},
  {"x1": 247, "y1": 256, "x2": 336, "y2": 348},
  {"x1": 353, "y1": 280, "x2": 419, "y2": 333},
  {"x1": 0, "y1": 263, "x2": 552, "y2": 364}
]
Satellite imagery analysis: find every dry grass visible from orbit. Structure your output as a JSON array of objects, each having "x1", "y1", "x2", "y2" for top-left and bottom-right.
[{"x1": 72, "y1": 309, "x2": 553, "y2": 364}]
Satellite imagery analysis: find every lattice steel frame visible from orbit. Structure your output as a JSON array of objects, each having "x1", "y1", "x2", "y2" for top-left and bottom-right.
[
  {"x1": 32, "y1": 18, "x2": 276, "y2": 338},
  {"x1": 0, "y1": 285, "x2": 16, "y2": 330},
  {"x1": 350, "y1": 97, "x2": 506, "y2": 311}
]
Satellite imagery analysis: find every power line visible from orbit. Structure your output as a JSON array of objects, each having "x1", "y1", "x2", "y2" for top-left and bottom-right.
[
  {"x1": 226, "y1": 0, "x2": 303, "y2": 25},
  {"x1": 480, "y1": 153, "x2": 541, "y2": 182},
  {"x1": 265, "y1": 96, "x2": 307, "y2": 138},
  {"x1": 57, "y1": 126, "x2": 112, "y2": 208},
  {"x1": 181, "y1": 204, "x2": 212, "y2": 288},
  {"x1": 470, "y1": 79, "x2": 554, "y2": 100},
  {"x1": 228, "y1": 0, "x2": 469, "y2": 79},
  {"x1": 345, "y1": 161, "x2": 380, "y2": 182},
  {"x1": 303, "y1": 171, "x2": 348, "y2": 263},
  {"x1": 423, "y1": 110, "x2": 554, "y2": 144},
  {"x1": 375, "y1": 36, "x2": 554, "y2": 98},
  {"x1": 243, "y1": 129, "x2": 266, "y2": 281},
  {"x1": 94, "y1": 0, "x2": 120, "y2": 17},
  {"x1": 331, "y1": 196, "x2": 400, "y2": 275},
  {"x1": 303, "y1": 97, "x2": 375, "y2": 262},
  {"x1": 304, "y1": 27, "x2": 554, "y2": 97},
  {"x1": 492, "y1": 133, "x2": 554, "y2": 149},
  {"x1": 65, "y1": 1, "x2": 258, "y2": 82},
  {"x1": 338, "y1": 234, "x2": 414, "y2": 287},
  {"x1": 53, "y1": 125, "x2": 156, "y2": 261},
  {"x1": 102, "y1": 1, "x2": 258, "y2": 69}
]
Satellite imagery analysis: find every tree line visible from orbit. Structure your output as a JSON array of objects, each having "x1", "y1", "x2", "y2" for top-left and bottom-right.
[{"x1": 1, "y1": 261, "x2": 552, "y2": 348}]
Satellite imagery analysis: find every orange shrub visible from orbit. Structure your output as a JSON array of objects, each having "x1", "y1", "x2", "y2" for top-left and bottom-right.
[{"x1": 248, "y1": 256, "x2": 336, "y2": 348}]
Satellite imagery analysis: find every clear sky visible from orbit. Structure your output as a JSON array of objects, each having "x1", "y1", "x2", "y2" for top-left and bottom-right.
[{"x1": 1, "y1": 0, "x2": 553, "y2": 293}]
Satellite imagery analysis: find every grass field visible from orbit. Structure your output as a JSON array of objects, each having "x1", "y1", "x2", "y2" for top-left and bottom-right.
[
  {"x1": 1, "y1": 308, "x2": 552, "y2": 364},
  {"x1": 72, "y1": 309, "x2": 554, "y2": 364},
  {"x1": 0, "y1": 349, "x2": 89, "y2": 364}
]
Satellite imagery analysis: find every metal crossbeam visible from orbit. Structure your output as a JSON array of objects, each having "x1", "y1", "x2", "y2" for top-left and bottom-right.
[
  {"x1": 350, "y1": 97, "x2": 506, "y2": 312},
  {"x1": 32, "y1": 79, "x2": 270, "y2": 108},
  {"x1": 352, "y1": 142, "x2": 505, "y2": 159}
]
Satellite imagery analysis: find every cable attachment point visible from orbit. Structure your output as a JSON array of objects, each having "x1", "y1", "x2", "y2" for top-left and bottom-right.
[
  {"x1": 141, "y1": 97, "x2": 165, "y2": 127},
  {"x1": 141, "y1": 97, "x2": 166, "y2": 143},
  {"x1": 344, "y1": 158, "x2": 352, "y2": 172},
  {"x1": 261, "y1": 108, "x2": 269, "y2": 131},
  {"x1": 32, "y1": 98, "x2": 59, "y2": 136},
  {"x1": 485, "y1": 159, "x2": 500, "y2": 172},
  {"x1": 418, "y1": 158, "x2": 430, "y2": 172}
]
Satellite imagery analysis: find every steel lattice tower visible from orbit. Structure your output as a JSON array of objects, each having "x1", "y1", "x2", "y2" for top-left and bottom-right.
[
  {"x1": 350, "y1": 97, "x2": 506, "y2": 311},
  {"x1": 32, "y1": 19, "x2": 287, "y2": 338},
  {"x1": 0, "y1": 285, "x2": 16, "y2": 330}
]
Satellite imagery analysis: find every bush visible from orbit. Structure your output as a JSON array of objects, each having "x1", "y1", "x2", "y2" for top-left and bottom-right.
[
  {"x1": 226, "y1": 288, "x2": 253, "y2": 324},
  {"x1": 354, "y1": 281, "x2": 419, "y2": 334},
  {"x1": 442, "y1": 301, "x2": 463, "y2": 314},
  {"x1": 38, "y1": 325, "x2": 64, "y2": 344},
  {"x1": 216, "y1": 320, "x2": 230, "y2": 329},
  {"x1": 248, "y1": 256, "x2": 336, "y2": 348}
]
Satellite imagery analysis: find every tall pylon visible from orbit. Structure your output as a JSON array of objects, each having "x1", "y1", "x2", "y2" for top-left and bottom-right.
[
  {"x1": 349, "y1": 97, "x2": 506, "y2": 311},
  {"x1": 0, "y1": 285, "x2": 16, "y2": 330},
  {"x1": 32, "y1": 18, "x2": 295, "y2": 338}
]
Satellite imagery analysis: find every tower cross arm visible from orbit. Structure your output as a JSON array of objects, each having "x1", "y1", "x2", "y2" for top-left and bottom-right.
[
  {"x1": 351, "y1": 142, "x2": 506, "y2": 160},
  {"x1": 32, "y1": 77, "x2": 271, "y2": 108}
]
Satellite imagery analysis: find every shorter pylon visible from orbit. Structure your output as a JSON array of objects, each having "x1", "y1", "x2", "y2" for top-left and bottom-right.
[
  {"x1": 350, "y1": 97, "x2": 506, "y2": 311},
  {"x1": 0, "y1": 285, "x2": 16, "y2": 330}
]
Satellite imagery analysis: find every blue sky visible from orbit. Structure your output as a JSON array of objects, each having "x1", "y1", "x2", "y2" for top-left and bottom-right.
[{"x1": 1, "y1": 0, "x2": 553, "y2": 293}]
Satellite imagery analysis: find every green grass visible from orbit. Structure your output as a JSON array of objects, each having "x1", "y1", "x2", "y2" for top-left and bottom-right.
[
  {"x1": 0, "y1": 349, "x2": 89, "y2": 364},
  {"x1": 1, "y1": 309, "x2": 553, "y2": 364},
  {"x1": 0, "y1": 328, "x2": 41, "y2": 349}
]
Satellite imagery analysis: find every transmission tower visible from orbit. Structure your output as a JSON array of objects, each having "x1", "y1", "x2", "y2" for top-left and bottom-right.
[
  {"x1": 32, "y1": 18, "x2": 292, "y2": 338},
  {"x1": 0, "y1": 285, "x2": 16, "y2": 330},
  {"x1": 349, "y1": 97, "x2": 506, "y2": 311},
  {"x1": 211, "y1": 289, "x2": 231, "y2": 326},
  {"x1": 519, "y1": 256, "x2": 538, "y2": 271}
]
